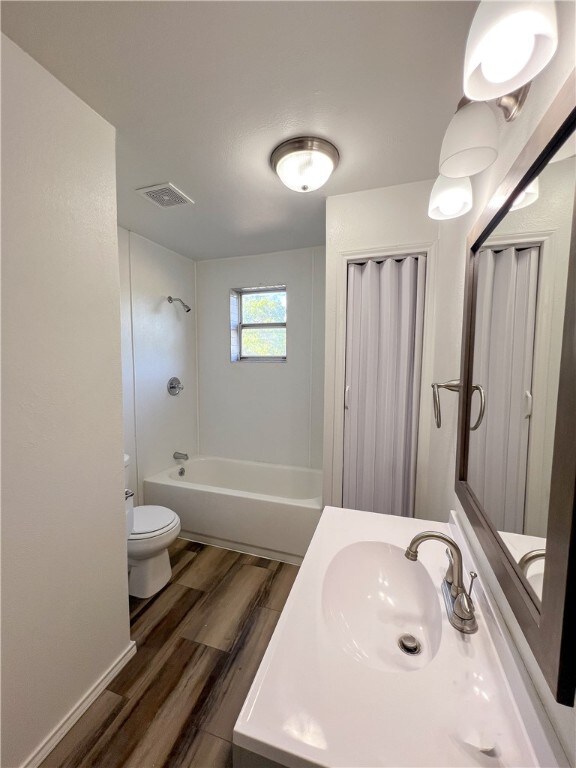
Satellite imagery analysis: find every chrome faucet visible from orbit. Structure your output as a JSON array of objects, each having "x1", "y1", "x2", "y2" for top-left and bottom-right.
[
  {"x1": 405, "y1": 531, "x2": 478, "y2": 634},
  {"x1": 518, "y1": 548, "x2": 546, "y2": 576},
  {"x1": 173, "y1": 451, "x2": 189, "y2": 461}
]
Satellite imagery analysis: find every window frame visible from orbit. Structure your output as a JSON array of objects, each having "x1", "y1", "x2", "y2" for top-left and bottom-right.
[{"x1": 231, "y1": 285, "x2": 287, "y2": 362}]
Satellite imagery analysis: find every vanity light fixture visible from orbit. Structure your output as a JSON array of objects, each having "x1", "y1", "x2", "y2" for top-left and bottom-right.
[
  {"x1": 428, "y1": 175, "x2": 473, "y2": 220},
  {"x1": 440, "y1": 100, "x2": 499, "y2": 178},
  {"x1": 510, "y1": 177, "x2": 539, "y2": 210},
  {"x1": 463, "y1": 1, "x2": 558, "y2": 101},
  {"x1": 270, "y1": 137, "x2": 339, "y2": 193}
]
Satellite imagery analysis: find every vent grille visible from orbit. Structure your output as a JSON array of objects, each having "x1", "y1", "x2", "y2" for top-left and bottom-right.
[{"x1": 136, "y1": 183, "x2": 194, "y2": 208}]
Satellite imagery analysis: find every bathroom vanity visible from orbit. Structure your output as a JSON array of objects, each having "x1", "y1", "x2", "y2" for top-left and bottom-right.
[{"x1": 233, "y1": 506, "x2": 565, "y2": 767}]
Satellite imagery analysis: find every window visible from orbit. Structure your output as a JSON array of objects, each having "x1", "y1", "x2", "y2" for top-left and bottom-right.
[{"x1": 230, "y1": 286, "x2": 286, "y2": 361}]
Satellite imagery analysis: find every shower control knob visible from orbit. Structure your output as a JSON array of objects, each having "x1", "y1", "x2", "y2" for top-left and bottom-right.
[{"x1": 167, "y1": 377, "x2": 184, "y2": 396}]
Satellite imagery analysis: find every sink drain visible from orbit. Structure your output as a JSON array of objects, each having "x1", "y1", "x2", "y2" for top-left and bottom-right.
[{"x1": 398, "y1": 634, "x2": 422, "y2": 655}]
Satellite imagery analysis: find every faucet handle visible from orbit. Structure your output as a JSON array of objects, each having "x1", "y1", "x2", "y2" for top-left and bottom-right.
[
  {"x1": 454, "y1": 571, "x2": 479, "y2": 626},
  {"x1": 467, "y1": 571, "x2": 477, "y2": 600}
]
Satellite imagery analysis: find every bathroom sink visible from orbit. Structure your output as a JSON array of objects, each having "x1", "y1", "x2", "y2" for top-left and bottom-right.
[
  {"x1": 236, "y1": 508, "x2": 557, "y2": 768},
  {"x1": 322, "y1": 540, "x2": 442, "y2": 671}
]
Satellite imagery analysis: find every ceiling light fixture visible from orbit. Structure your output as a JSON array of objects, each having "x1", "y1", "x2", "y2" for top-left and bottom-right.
[
  {"x1": 464, "y1": 1, "x2": 558, "y2": 101},
  {"x1": 496, "y1": 84, "x2": 532, "y2": 122},
  {"x1": 270, "y1": 137, "x2": 339, "y2": 193},
  {"x1": 440, "y1": 100, "x2": 499, "y2": 178},
  {"x1": 428, "y1": 175, "x2": 473, "y2": 220},
  {"x1": 510, "y1": 177, "x2": 539, "y2": 210}
]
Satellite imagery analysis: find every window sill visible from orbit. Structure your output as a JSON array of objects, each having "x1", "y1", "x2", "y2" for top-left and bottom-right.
[{"x1": 231, "y1": 357, "x2": 287, "y2": 363}]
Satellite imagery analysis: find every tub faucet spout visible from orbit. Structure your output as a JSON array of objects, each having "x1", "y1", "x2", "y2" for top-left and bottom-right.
[{"x1": 173, "y1": 452, "x2": 189, "y2": 461}]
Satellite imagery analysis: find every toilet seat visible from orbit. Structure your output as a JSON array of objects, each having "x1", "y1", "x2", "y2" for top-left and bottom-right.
[{"x1": 130, "y1": 505, "x2": 179, "y2": 539}]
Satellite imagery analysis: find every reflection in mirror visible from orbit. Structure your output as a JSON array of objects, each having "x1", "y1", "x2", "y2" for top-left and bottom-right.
[{"x1": 467, "y1": 131, "x2": 575, "y2": 603}]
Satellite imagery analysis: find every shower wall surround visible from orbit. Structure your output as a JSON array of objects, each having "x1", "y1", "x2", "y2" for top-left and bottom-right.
[
  {"x1": 119, "y1": 229, "x2": 198, "y2": 502},
  {"x1": 120, "y1": 235, "x2": 326, "y2": 502},
  {"x1": 196, "y1": 247, "x2": 325, "y2": 469}
]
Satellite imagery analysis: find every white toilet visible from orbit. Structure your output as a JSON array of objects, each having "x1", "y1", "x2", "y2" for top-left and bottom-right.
[{"x1": 124, "y1": 454, "x2": 181, "y2": 598}]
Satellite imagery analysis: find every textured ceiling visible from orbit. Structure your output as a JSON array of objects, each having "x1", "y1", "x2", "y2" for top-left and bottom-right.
[{"x1": 1, "y1": 1, "x2": 478, "y2": 259}]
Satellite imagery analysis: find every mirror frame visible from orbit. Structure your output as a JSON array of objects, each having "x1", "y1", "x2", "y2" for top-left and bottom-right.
[{"x1": 455, "y1": 71, "x2": 576, "y2": 706}]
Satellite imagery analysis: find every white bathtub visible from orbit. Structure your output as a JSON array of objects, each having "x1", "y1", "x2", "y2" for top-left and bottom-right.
[{"x1": 143, "y1": 456, "x2": 323, "y2": 563}]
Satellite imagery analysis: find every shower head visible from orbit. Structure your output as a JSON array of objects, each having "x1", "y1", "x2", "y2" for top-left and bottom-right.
[{"x1": 167, "y1": 296, "x2": 191, "y2": 313}]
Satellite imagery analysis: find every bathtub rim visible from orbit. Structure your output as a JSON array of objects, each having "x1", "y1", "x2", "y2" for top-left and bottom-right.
[{"x1": 144, "y1": 455, "x2": 323, "y2": 509}]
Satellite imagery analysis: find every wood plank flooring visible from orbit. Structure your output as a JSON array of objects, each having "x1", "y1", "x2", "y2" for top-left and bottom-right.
[{"x1": 40, "y1": 540, "x2": 299, "y2": 768}]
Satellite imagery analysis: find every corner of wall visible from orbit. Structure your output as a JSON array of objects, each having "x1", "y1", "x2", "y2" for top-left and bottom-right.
[
  {"x1": 2, "y1": 37, "x2": 130, "y2": 767},
  {"x1": 193, "y1": 258, "x2": 201, "y2": 458}
]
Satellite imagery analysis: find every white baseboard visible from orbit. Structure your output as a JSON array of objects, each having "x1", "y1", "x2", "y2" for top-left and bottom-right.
[{"x1": 21, "y1": 641, "x2": 137, "y2": 768}]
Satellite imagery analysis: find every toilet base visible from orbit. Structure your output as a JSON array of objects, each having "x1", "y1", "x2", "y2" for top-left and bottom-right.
[{"x1": 128, "y1": 549, "x2": 172, "y2": 598}]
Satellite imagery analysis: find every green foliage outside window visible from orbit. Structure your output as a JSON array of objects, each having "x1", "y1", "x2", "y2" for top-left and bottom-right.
[
  {"x1": 242, "y1": 327, "x2": 286, "y2": 357},
  {"x1": 241, "y1": 292, "x2": 286, "y2": 324},
  {"x1": 238, "y1": 289, "x2": 287, "y2": 358}
]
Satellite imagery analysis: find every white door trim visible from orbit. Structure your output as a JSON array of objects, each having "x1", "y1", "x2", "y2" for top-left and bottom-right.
[
  {"x1": 483, "y1": 229, "x2": 561, "y2": 538},
  {"x1": 322, "y1": 241, "x2": 437, "y2": 508}
]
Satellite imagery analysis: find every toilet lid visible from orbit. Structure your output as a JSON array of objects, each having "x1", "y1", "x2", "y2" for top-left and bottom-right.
[{"x1": 132, "y1": 505, "x2": 177, "y2": 534}]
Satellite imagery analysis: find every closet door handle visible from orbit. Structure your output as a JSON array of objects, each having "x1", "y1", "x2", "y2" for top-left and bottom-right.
[
  {"x1": 432, "y1": 383, "x2": 441, "y2": 428},
  {"x1": 470, "y1": 384, "x2": 485, "y2": 431},
  {"x1": 344, "y1": 385, "x2": 350, "y2": 409},
  {"x1": 523, "y1": 390, "x2": 533, "y2": 418},
  {"x1": 431, "y1": 379, "x2": 461, "y2": 429}
]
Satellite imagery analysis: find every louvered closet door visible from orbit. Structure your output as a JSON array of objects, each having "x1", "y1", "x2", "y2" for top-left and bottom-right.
[
  {"x1": 468, "y1": 246, "x2": 539, "y2": 533},
  {"x1": 343, "y1": 256, "x2": 426, "y2": 516}
]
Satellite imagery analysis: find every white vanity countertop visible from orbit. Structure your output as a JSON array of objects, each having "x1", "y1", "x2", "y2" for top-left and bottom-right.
[{"x1": 234, "y1": 506, "x2": 563, "y2": 768}]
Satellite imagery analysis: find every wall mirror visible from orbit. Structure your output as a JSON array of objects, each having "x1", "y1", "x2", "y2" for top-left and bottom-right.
[{"x1": 456, "y1": 76, "x2": 576, "y2": 706}]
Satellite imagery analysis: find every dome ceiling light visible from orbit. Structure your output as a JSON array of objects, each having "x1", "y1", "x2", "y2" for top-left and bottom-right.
[
  {"x1": 464, "y1": 1, "x2": 558, "y2": 101},
  {"x1": 270, "y1": 137, "x2": 340, "y2": 193},
  {"x1": 428, "y1": 175, "x2": 473, "y2": 220},
  {"x1": 440, "y1": 100, "x2": 499, "y2": 178}
]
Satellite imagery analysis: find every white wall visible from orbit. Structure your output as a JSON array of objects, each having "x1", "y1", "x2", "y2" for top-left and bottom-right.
[
  {"x1": 196, "y1": 247, "x2": 325, "y2": 468},
  {"x1": 1, "y1": 36, "x2": 131, "y2": 768},
  {"x1": 118, "y1": 229, "x2": 198, "y2": 500},
  {"x1": 324, "y1": 180, "x2": 441, "y2": 516}
]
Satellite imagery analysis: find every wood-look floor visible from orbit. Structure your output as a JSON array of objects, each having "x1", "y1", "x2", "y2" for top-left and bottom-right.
[{"x1": 41, "y1": 540, "x2": 299, "y2": 768}]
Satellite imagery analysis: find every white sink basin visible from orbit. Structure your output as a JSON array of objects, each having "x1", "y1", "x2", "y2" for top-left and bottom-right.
[
  {"x1": 322, "y1": 541, "x2": 442, "y2": 671},
  {"x1": 235, "y1": 508, "x2": 560, "y2": 768}
]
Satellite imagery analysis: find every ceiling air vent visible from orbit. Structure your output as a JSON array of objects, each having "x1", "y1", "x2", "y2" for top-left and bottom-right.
[{"x1": 136, "y1": 182, "x2": 194, "y2": 208}]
